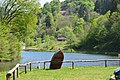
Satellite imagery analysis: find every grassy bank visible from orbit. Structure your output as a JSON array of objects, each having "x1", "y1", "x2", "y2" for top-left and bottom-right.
[
  {"x1": 1, "y1": 66, "x2": 117, "y2": 80},
  {"x1": 80, "y1": 51, "x2": 119, "y2": 56},
  {"x1": 24, "y1": 40, "x2": 120, "y2": 55},
  {"x1": 0, "y1": 72, "x2": 6, "y2": 80}
]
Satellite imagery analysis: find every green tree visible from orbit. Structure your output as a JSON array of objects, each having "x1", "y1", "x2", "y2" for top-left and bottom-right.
[
  {"x1": 25, "y1": 37, "x2": 35, "y2": 47},
  {"x1": 0, "y1": 0, "x2": 40, "y2": 40},
  {"x1": 42, "y1": 2, "x2": 52, "y2": 14},
  {"x1": 45, "y1": 13, "x2": 54, "y2": 28},
  {"x1": 50, "y1": 0, "x2": 61, "y2": 15},
  {"x1": 0, "y1": 23, "x2": 21, "y2": 60},
  {"x1": 0, "y1": 0, "x2": 40, "y2": 60},
  {"x1": 58, "y1": 26, "x2": 77, "y2": 51},
  {"x1": 61, "y1": 0, "x2": 94, "y2": 21},
  {"x1": 103, "y1": 12, "x2": 120, "y2": 51},
  {"x1": 45, "y1": 13, "x2": 55, "y2": 36},
  {"x1": 94, "y1": 0, "x2": 120, "y2": 14},
  {"x1": 73, "y1": 18, "x2": 86, "y2": 40},
  {"x1": 77, "y1": 11, "x2": 110, "y2": 51},
  {"x1": 0, "y1": 24, "x2": 10, "y2": 60},
  {"x1": 36, "y1": 38, "x2": 42, "y2": 48},
  {"x1": 56, "y1": 16, "x2": 72, "y2": 31}
]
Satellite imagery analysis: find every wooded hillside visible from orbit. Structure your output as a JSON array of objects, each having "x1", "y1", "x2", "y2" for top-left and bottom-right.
[
  {"x1": 36, "y1": 0, "x2": 120, "y2": 52},
  {"x1": 0, "y1": 0, "x2": 120, "y2": 60}
]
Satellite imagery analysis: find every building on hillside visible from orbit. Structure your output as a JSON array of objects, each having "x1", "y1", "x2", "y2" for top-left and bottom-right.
[
  {"x1": 57, "y1": 35, "x2": 66, "y2": 41},
  {"x1": 59, "y1": 11, "x2": 66, "y2": 16}
]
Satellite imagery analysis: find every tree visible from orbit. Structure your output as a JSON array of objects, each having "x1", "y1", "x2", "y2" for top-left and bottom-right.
[
  {"x1": 50, "y1": 0, "x2": 61, "y2": 15},
  {"x1": 55, "y1": 16, "x2": 72, "y2": 31},
  {"x1": 94, "y1": 0, "x2": 120, "y2": 14},
  {"x1": 45, "y1": 13, "x2": 54, "y2": 28},
  {"x1": 73, "y1": 18, "x2": 86, "y2": 40},
  {"x1": 36, "y1": 38, "x2": 42, "y2": 48},
  {"x1": 103, "y1": 12, "x2": 120, "y2": 51},
  {"x1": 45, "y1": 12, "x2": 55, "y2": 36},
  {"x1": 42, "y1": 2, "x2": 52, "y2": 14},
  {"x1": 0, "y1": 24, "x2": 10, "y2": 60},
  {"x1": 61, "y1": 0, "x2": 94, "y2": 21},
  {"x1": 58, "y1": 26, "x2": 77, "y2": 50},
  {"x1": 0, "y1": 0, "x2": 40, "y2": 60},
  {"x1": 0, "y1": 0, "x2": 40, "y2": 40},
  {"x1": 76, "y1": 11, "x2": 110, "y2": 51},
  {"x1": 0, "y1": 22, "x2": 21, "y2": 60}
]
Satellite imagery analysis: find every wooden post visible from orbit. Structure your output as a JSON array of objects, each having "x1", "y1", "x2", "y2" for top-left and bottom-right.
[
  {"x1": 25, "y1": 65, "x2": 27, "y2": 74},
  {"x1": 37, "y1": 63, "x2": 40, "y2": 69},
  {"x1": 6, "y1": 74, "x2": 11, "y2": 80},
  {"x1": 119, "y1": 59, "x2": 120, "y2": 66},
  {"x1": 105, "y1": 60, "x2": 107, "y2": 67},
  {"x1": 16, "y1": 67, "x2": 19, "y2": 78},
  {"x1": 44, "y1": 62, "x2": 46, "y2": 69},
  {"x1": 72, "y1": 62, "x2": 74, "y2": 69},
  {"x1": 118, "y1": 54, "x2": 120, "y2": 66},
  {"x1": 6, "y1": 64, "x2": 19, "y2": 80},
  {"x1": 13, "y1": 70, "x2": 16, "y2": 80},
  {"x1": 118, "y1": 54, "x2": 120, "y2": 58},
  {"x1": 30, "y1": 63, "x2": 32, "y2": 71}
]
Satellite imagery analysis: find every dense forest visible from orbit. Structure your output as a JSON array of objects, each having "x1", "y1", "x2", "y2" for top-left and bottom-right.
[{"x1": 0, "y1": 0, "x2": 120, "y2": 61}]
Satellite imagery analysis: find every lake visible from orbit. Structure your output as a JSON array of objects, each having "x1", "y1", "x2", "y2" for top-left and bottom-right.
[{"x1": 0, "y1": 51, "x2": 118, "y2": 72}]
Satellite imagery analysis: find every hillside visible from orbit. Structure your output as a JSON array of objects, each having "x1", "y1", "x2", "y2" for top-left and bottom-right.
[
  {"x1": 0, "y1": 0, "x2": 120, "y2": 61},
  {"x1": 34, "y1": 0, "x2": 120, "y2": 52}
]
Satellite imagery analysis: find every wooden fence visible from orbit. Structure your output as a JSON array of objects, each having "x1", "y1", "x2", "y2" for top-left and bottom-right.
[{"x1": 6, "y1": 59, "x2": 120, "y2": 80}]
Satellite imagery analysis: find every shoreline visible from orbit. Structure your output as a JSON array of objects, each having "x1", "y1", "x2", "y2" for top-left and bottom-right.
[
  {"x1": 23, "y1": 47, "x2": 119, "y2": 56},
  {"x1": 1, "y1": 48, "x2": 119, "y2": 62}
]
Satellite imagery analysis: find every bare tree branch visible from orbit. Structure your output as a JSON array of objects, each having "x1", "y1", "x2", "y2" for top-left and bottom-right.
[
  {"x1": 4, "y1": 0, "x2": 17, "y2": 18},
  {"x1": 5, "y1": 5, "x2": 21, "y2": 21}
]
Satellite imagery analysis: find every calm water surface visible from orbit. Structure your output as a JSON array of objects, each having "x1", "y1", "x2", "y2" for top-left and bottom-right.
[{"x1": 0, "y1": 51, "x2": 118, "y2": 71}]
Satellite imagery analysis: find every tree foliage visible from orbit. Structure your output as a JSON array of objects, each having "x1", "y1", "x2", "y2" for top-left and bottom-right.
[
  {"x1": 36, "y1": 0, "x2": 120, "y2": 52},
  {"x1": 94, "y1": 0, "x2": 120, "y2": 14},
  {"x1": 0, "y1": 0, "x2": 120, "y2": 60},
  {"x1": 0, "y1": 0, "x2": 40, "y2": 60}
]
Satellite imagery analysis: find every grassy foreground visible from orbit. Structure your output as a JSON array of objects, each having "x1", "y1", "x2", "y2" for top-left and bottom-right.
[{"x1": 0, "y1": 66, "x2": 118, "y2": 80}]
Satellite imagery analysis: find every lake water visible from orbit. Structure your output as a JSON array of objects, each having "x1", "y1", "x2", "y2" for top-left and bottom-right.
[{"x1": 0, "y1": 51, "x2": 118, "y2": 72}]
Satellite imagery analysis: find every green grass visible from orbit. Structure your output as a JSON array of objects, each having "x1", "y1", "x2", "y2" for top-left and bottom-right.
[
  {"x1": 0, "y1": 66, "x2": 118, "y2": 80},
  {"x1": 0, "y1": 72, "x2": 6, "y2": 80},
  {"x1": 15, "y1": 66, "x2": 118, "y2": 80}
]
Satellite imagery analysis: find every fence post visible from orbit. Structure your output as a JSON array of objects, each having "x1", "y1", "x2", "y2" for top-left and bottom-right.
[
  {"x1": 30, "y1": 63, "x2": 32, "y2": 71},
  {"x1": 25, "y1": 65, "x2": 27, "y2": 74},
  {"x1": 119, "y1": 59, "x2": 120, "y2": 66},
  {"x1": 118, "y1": 54, "x2": 120, "y2": 66},
  {"x1": 37, "y1": 62, "x2": 40, "y2": 69},
  {"x1": 16, "y1": 67, "x2": 19, "y2": 78},
  {"x1": 44, "y1": 62, "x2": 46, "y2": 69},
  {"x1": 105, "y1": 60, "x2": 107, "y2": 67},
  {"x1": 13, "y1": 70, "x2": 16, "y2": 80},
  {"x1": 72, "y1": 62, "x2": 74, "y2": 69},
  {"x1": 6, "y1": 74, "x2": 11, "y2": 80}
]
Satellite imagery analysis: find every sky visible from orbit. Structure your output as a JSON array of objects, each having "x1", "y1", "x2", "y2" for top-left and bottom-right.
[
  {"x1": 39, "y1": 0, "x2": 65, "y2": 7},
  {"x1": 0, "y1": 0, "x2": 65, "y2": 7}
]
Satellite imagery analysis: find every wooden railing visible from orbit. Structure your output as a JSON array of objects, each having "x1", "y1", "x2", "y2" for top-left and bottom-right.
[{"x1": 6, "y1": 59, "x2": 120, "y2": 80}]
